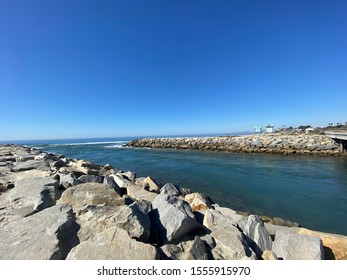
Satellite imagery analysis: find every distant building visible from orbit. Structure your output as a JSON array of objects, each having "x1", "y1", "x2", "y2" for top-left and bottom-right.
[
  {"x1": 305, "y1": 127, "x2": 314, "y2": 133},
  {"x1": 254, "y1": 126, "x2": 263, "y2": 133},
  {"x1": 265, "y1": 125, "x2": 275, "y2": 133}
]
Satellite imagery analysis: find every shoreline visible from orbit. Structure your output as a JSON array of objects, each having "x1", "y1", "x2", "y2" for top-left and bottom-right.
[
  {"x1": 1, "y1": 144, "x2": 347, "y2": 260},
  {"x1": 127, "y1": 134, "x2": 344, "y2": 156}
]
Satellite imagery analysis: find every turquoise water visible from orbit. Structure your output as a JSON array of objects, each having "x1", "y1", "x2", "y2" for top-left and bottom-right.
[{"x1": 16, "y1": 137, "x2": 347, "y2": 235}]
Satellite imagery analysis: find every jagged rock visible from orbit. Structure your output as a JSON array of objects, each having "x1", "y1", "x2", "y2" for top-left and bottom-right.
[
  {"x1": 103, "y1": 176, "x2": 122, "y2": 195},
  {"x1": 66, "y1": 227, "x2": 159, "y2": 260},
  {"x1": 109, "y1": 174, "x2": 134, "y2": 188},
  {"x1": 58, "y1": 183, "x2": 125, "y2": 212},
  {"x1": 59, "y1": 167, "x2": 85, "y2": 177},
  {"x1": 78, "y1": 174, "x2": 104, "y2": 184},
  {"x1": 111, "y1": 202, "x2": 151, "y2": 242},
  {"x1": 0, "y1": 204, "x2": 79, "y2": 260},
  {"x1": 144, "y1": 176, "x2": 162, "y2": 193},
  {"x1": 12, "y1": 160, "x2": 49, "y2": 172},
  {"x1": 69, "y1": 160, "x2": 101, "y2": 175},
  {"x1": 151, "y1": 194, "x2": 201, "y2": 244},
  {"x1": 99, "y1": 164, "x2": 117, "y2": 176},
  {"x1": 120, "y1": 171, "x2": 136, "y2": 182},
  {"x1": 185, "y1": 192, "x2": 213, "y2": 212},
  {"x1": 58, "y1": 173, "x2": 82, "y2": 189},
  {"x1": 298, "y1": 228, "x2": 347, "y2": 260},
  {"x1": 203, "y1": 209, "x2": 254, "y2": 260},
  {"x1": 9, "y1": 176, "x2": 60, "y2": 211},
  {"x1": 243, "y1": 215, "x2": 272, "y2": 257},
  {"x1": 272, "y1": 229, "x2": 324, "y2": 260},
  {"x1": 213, "y1": 206, "x2": 248, "y2": 230},
  {"x1": 160, "y1": 236, "x2": 209, "y2": 260},
  {"x1": 160, "y1": 183, "x2": 181, "y2": 196}
]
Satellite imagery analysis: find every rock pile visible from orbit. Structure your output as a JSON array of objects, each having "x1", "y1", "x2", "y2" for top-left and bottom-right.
[
  {"x1": 127, "y1": 134, "x2": 341, "y2": 156},
  {"x1": 1, "y1": 144, "x2": 347, "y2": 260}
]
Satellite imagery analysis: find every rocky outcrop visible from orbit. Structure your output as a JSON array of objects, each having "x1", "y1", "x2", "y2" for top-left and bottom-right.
[
  {"x1": 127, "y1": 134, "x2": 341, "y2": 156},
  {"x1": 0, "y1": 204, "x2": 78, "y2": 260},
  {"x1": 0, "y1": 144, "x2": 345, "y2": 260}
]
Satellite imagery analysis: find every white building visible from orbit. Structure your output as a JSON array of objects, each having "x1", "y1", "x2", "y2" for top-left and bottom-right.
[
  {"x1": 254, "y1": 126, "x2": 263, "y2": 133},
  {"x1": 265, "y1": 125, "x2": 275, "y2": 133}
]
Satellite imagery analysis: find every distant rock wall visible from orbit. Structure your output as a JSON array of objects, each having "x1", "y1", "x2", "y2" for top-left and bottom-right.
[{"x1": 127, "y1": 134, "x2": 342, "y2": 156}]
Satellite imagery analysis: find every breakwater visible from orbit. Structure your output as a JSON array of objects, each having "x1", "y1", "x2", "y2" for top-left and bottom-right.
[
  {"x1": 127, "y1": 134, "x2": 342, "y2": 156},
  {"x1": 1, "y1": 144, "x2": 347, "y2": 260}
]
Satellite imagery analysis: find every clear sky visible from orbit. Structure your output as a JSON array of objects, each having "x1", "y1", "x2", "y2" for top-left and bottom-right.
[{"x1": 0, "y1": 0, "x2": 346, "y2": 140}]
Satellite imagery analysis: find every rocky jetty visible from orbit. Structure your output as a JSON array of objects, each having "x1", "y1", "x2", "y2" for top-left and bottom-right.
[
  {"x1": 127, "y1": 134, "x2": 342, "y2": 156},
  {"x1": 1, "y1": 144, "x2": 347, "y2": 260}
]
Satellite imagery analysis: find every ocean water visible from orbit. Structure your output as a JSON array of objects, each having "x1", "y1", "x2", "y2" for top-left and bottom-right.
[{"x1": 13, "y1": 137, "x2": 347, "y2": 235}]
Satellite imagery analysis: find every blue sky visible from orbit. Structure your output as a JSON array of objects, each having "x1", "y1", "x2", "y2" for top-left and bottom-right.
[{"x1": 0, "y1": 0, "x2": 346, "y2": 140}]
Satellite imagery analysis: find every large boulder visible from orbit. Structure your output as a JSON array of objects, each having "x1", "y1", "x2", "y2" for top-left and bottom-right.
[
  {"x1": 58, "y1": 183, "x2": 125, "y2": 213},
  {"x1": 243, "y1": 215, "x2": 272, "y2": 258},
  {"x1": 9, "y1": 176, "x2": 60, "y2": 211},
  {"x1": 144, "y1": 176, "x2": 162, "y2": 193},
  {"x1": 0, "y1": 204, "x2": 78, "y2": 260},
  {"x1": 298, "y1": 228, "x2": 347, "y2": 260},
  {"x1": 185, "y1": 192, "x2": 213, "y2": 212},
  {"x1": 213, "y1": 206, "x2": 248, "y2": 230},
  {"x1": 12, "y1": 160, "x2": 49, "y2": 172},
  {"x1": 203, "y1": 209, "x2": 254, "y2": 260},
  {"x1": 160, "y1": 183, "x2": 181, "y2": 196},
  {"x1": 272, "y1": 229, "x2": 324, "y2": 260},
  {"x1": 111, "y1": 202, "x2": 151, "y2": 242},
  {"x1": 66, "y1": 227, "x2": 159, "y2": 260},
  {"x1": 151, "y1": 194, "x2": 201, "y2": 244},
  {"x1": 127, "y1": 185, "x2": 158, "y2": 202},
  {"x1": 78, "y1": 174, "x2": 104, "y2": 184}
]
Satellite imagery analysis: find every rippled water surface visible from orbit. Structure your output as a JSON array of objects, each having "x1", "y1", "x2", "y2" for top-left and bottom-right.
[{"x1": 20, "y1": 137, "x2": 347, "y2": 235}]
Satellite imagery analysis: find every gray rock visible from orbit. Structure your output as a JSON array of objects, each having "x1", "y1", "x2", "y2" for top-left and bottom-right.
[
  {"x1": 144, "y1": 176, "x2": 162, "y2": 193},
  {"x1": 12, "y1": 160, "x2": 49, "y2": 172},
  {"x1": 182, "y1": 236, "x2": 209, "y2": 260},
  {"x1": 103, "y1": 176, "x2": 122, "y2": 195},
  {"x1": 151, "y1": 194, "x2": 201, "y2": 244},
  {"x1": 109, "y1": 174, "x2": 134, "y2": 188},
  {"x1": 120, "y1": 171, "x2": 136, "y2": 182},
  {"x1": 127, "y1": 185, "x2": 158, "y2": 202},
  {"x1": 0, "y1": 204, "x2": 79, "y2": 259},
  {"x1": 58, "y1": 173, "x2": 82, "y2": 189},
  {"x1": 160, "y1": 183, "x2": 181, "y2": 196},
  {"x1": 9, "y1": 176, "x2": 60, "y2": 211},
  {"x1": 78, "y1": 174, "x2": 104, "y2": 184},
  {"x1": 58, "y1": 183, "x2": 125, "y2": 212},
  {"x1": 111, "y1": 202, "x2": 151, "y2": 242},
  {"x1": 15, "y1": 155, "x2": 35, "y2": 162},
  {"x1": 203, "y1": 209, "x2": 254, "y2": 260},
  {"x1": 213, "y1": 206, "x2": 248, "y2": 230},
  {"x1": 99, "y1": 164, "x2": 117, "y2": 176},
  {"x1": 160, "y1": 244, "x2": 183, "y2": 260},
  {"x1": 272, "y1": 229, "x2": 324, "y2": 260},
  {"x1": 243, "y1": 215, "x2": 272, "y2": 258},
  {"x1": 66, "y1": 227, "x2": 159, "y2": 260}
]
